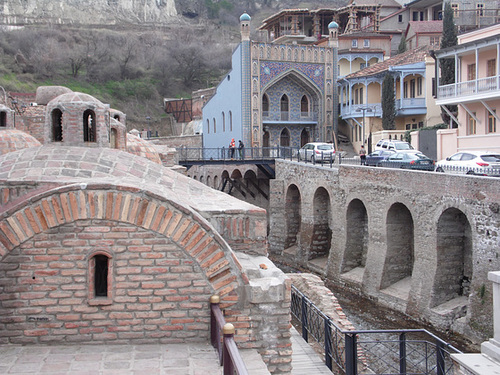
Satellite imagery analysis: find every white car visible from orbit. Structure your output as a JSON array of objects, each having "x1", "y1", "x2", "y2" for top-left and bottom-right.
[
  {"x1": 375, "y1": 139, "x2": 414, "y2": 151},
  {"x1": 298, "y1": 142, "x2": 335, "y2": 163},
  {"x1": 435, "y1": 151, "x2": 500, "y2": 176}
]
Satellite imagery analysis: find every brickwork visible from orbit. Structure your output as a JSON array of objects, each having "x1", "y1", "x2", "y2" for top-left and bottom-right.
[{"x1": 269, "y1": 160, "x2": 500, "y2": 341}]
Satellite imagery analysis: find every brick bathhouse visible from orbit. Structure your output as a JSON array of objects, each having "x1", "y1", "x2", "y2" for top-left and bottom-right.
[{"x1": 0, "y1": 87, "x2": 292, "y2": 373}]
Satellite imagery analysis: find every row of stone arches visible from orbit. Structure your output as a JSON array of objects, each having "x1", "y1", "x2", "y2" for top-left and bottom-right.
[{"x1": 284, "y1": 184, "x2": 473, "y2": 309}]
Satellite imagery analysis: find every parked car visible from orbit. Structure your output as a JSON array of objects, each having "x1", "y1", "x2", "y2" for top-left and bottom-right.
[
  {"x1": 384, "y1": 150, "x2": 435, "y2": 171},
  {"x1": 365, "y1": 150, "x2": 395, "y2": 166},
  {"x1": 298, "y1": 142, "x2": 335, "y2": 163},
  {"x1": 435, "y1": 151, "x2": 500, "y2": 176},
  {"x1": 375, "y1": 139, "x2": 414, "y2": 151}
]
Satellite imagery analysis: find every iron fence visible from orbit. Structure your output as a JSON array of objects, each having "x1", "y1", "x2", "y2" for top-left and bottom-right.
[{"x1": 291, "y1": 285, "x2": 462, "y2": 375}]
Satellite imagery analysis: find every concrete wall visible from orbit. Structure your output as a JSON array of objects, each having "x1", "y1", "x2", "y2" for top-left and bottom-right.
[{"x1": 269, "y1": 159, "x2": 500, "y2": 342}]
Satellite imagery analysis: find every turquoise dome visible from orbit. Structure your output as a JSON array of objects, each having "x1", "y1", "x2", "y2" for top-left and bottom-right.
[
  {"x1": 240, "y1": 13, "x2": 251, "y2": 22},
  {"x1": 328, "y1": 21, "x2": 339, "y2": 29}
]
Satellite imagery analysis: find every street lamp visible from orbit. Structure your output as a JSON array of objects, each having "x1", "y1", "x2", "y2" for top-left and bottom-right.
[{"x1": 356, "y1": 106, "x2": 373, "y2": 153}]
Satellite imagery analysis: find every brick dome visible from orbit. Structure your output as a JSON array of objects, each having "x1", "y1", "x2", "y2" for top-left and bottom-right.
[
  {"x1": 48, "y1": 91, "x2": 104, "y2": 106},
  {"x1": 0, "y1": 129, "x2": 41, "y2": 155},
  {"x1": 126, "y1": 133, "x2": 162, "y2": 164}
]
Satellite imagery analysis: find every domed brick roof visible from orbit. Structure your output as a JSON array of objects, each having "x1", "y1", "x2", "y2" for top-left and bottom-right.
[
  {"x1": 0, "y1": 129, "x2": 42, "y2": 155},
  {"x1": 126, "y1": 133, "x2": 162, "y2": 164},
  {"x1": 35, "y1": 86, "x2": 73, "y2": 105},
  {"x1": 48, "y1": 91, "x2": 104, "y2": 106}
]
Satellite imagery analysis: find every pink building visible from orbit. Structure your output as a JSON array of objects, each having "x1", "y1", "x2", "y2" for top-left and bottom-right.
[{"x1": 434, "y1": 23, "x2": 500, "y2": 159}]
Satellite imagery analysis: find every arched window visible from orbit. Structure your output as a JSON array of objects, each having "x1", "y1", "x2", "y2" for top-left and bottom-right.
[
  {"x1": 280, "y1": 128, "x2": 290, "y2": 147},
  {"x1": 281, "y1": 95, "x2": 289, "y2": 121},
  {"x1": 83, "y1": 110, "x2": 96, "y2": 142},
  {"x1": 301, "y1": 95, "x2": 309, "y2": 116},
  {"x1": 222, "y1": 112, "x2": 225, "y2": 132},
  {"x1": 213, "y1": 118, "x2": 216, "y2": 133},
  {"x1": 52, "y1": 109, "x2": 63, "y2": 142},
  {"x1": 0, "y1": 111, "x2": 6, "y2": 127},
  {"x1": 88, "y1": 252, "x2": 112, "y2": 305},
  {"x1": 114, "y1": 114, "x2": 120, "y2": 122},
  {"x1": 229, "y1": 111, "x2": 233, "y2": 131},
  {"x1": 110, "y1": 128, "x2": 118, "y2": 149},
  {"x1": 262, "y1": 94, "x2": 269, "y2": 114}
]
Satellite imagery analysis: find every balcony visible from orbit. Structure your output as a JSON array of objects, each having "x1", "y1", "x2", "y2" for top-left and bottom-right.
[
  {"x1": 262, "y1": 111, "x2": 318, "y2": 123},
  {"x1": 340, "y1": 104, "x2": 382, "y2": 119},
  {"x1": 436, "y1": 75, "x2": 500, "y2": 105},
  {"x1": 396, "y1": 98, "x2": 427, "y2": 115}
]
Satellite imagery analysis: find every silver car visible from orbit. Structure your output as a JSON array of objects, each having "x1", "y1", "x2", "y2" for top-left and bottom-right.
[
  {"x1": 435, "y1": 151, "x2": 500, "y2": 176},
  {"x1": 298, "y1": 142, "x2": 335, "y2": 163}
]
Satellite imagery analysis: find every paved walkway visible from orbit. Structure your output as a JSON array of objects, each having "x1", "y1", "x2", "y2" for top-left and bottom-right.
[{"x1": 0, "y1": 328, "x2": 331, "y2": 374}]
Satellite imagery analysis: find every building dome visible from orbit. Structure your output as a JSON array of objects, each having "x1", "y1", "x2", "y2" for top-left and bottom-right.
[
  {"x1": 35, "y1": 86, "x2": 73, "y2": 106},
  {"x1": 0, "y1": 129, "x2": 41, "y2": 156},
  {"x1": 48, "y1": 92, "x2": 104, "y2": 106},
  {"x1": 328, "y1": 21, "x2": 339, "y2": 29},
  {"x1": 126, "y1": 133, "x2": 162, "y2": 164},
  {"x1": 240, "y1": 13, "x2": 251, "y2": 22}
]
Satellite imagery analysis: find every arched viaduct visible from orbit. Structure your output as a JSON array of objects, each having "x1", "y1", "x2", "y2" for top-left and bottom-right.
[{"x1": 267, "y1": 160, "x2": 500, "y2": 340}]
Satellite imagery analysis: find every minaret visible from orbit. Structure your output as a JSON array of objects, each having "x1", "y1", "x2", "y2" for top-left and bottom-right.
[
  {"x1": 329, "y1": 21, "x2": 340, "y2": 143},
  {"x1": 240, "y1": 12, "x2": 251, "y2": 42},
  {"x1": 240, "y1": 12, "x2": 252, "y2": 147}
]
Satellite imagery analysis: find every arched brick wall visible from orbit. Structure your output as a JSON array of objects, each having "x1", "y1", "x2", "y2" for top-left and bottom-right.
[{"x1": 0, "y1": 184, "x2": 243, "y2": 344}]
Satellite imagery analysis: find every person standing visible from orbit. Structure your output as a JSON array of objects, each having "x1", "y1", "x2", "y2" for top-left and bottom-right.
[
  {"x1": 238, "y1": 140, "x2": 244, "y2": 159},
  {"x1": 229, "y1": 138, "x2": 236, "y2": 159},
  {"x1": 359, "y1": 145, "x2": 367, "y2": 165}
]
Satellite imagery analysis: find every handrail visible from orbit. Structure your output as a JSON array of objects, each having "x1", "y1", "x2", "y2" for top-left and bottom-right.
[
  {"x1": 291, "y1": 285, "x2": 462, "y2": 375},
  {"x1": 210, "y1": 295, "x2": 249, "y2": 375}
]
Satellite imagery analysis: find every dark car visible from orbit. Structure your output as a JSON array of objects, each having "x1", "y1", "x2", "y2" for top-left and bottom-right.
[
  {"x1": 384, "y1": 150, "x2": 435, "y2": 171},
  {"x1": 365, "y1": 150, "x2": 395, "y2": 166}
]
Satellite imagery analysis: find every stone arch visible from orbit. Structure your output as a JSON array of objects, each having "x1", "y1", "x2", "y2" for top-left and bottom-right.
[
  {"x1": 213, "y1": 175, "x2": 219, "y2": 189},
  {"x1": 431, "y1": 208, "x2": 472, "y2": 308},
  {"x1": 284, "y1": 184, "x2": 301, "y2": 250},
  {"x1": 309, "y1": 187, "x2": 331, "y2": 263},
  {"x1": 0, "y1": 185, "x2": 242, "y2": 306},
  {"x1": 380, "y1": 203, "x2": 415, "y2": 292},
  {"x1": 221, "y1": 170, "x2": 230, "y2": 192},
  {"x1": 342, "y1": 199, "x2": 368, "y2": 276},
  {"x1": 231, "y1": 169, "x2": 243, "y2": 180},
  {"x1": 206, "y1": 175, "x2": 211, "y2": 187}
]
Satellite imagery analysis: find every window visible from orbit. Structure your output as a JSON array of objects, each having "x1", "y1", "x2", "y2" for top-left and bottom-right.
[
  {"x1": 207, "y1": 119, "x2": 210, "y2": 134},
  {"x1": 410, "y1": 79, "x2": 416, "y2": 98},
  {"x1": 430, "y1": 36, "x2": 440, "y2": 47},
  {"x1": 476, "y1": 3, "x2": 484, "y2": 16},
  {"x1": 432, "y1": 78, "x2": 436, "y2": 96},
  {"x1": 352, "y1": 39, "x2": 358, "y2": 48},
  {"x1": 89, "y1": 252, "x2": 112, "y2": 305},
  {"x1": 0, "y1": 111, "x2": 6, "y2": 127},
  {"x1": 281, "y1": 94, "x2": 289, "y2": 121},
  {"x1": 363, "y1": 39, "x2": 370, "y2": 48},
  {"x1": 451, "y1": 3, "x2": 459, "y2": 17},
  {"x1": 488, "y1": 110, "x2": 497, "y2": 133},
  {"x1": 398, "y1": 14, "x2": 403, "y2": 23},
  {"x1": 222, "y1": 112, "x2": 225, "y2": 132},
  {"x1": 52, "y1": 109, "x2": 63, "y2": 142},
  {"x1": 487, "y1": 59, "x2": 496, "y2": 77},
  {"x1": 262, "y1": 94, "x2": 269, "y2": 113},
  {"x1": 404, "y1": 81, "x2": 408, "y2": 98},
  {"x1": 300, "y1": 95, "x2": 309, "y2": 115},
  {"x1": 467, "y1": 64, "x2": 476, "y2": 81},
  {"x1": 83, "y1": 110, "x2": 96, "y2": 142},
  {"x1": 359, "y1": 87, "x2": 364, "y2": 104},
  {"x1": 229, "y1": 111, "x2": 233, "y2": 131},
  {"x1": 468, "y1": 113, "x2": 477, "y2": 135},
  {"x1": 417, "y1": 77, "x2": 423, "y2": 96},
  {"x1": 418, "y1": 121, "x2": 424, "y2": 128},
  {"x1": 213, "y1": 118, "x2": 216, "y2": 133}
]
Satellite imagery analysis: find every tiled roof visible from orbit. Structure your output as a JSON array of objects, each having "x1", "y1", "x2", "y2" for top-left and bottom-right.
[
  {"x1": 348, "y1": 0, "x2": 401, "y2": 7},
  {"x1": 344, "y1": 45, "x2": 431, "y2": 79},
  {"x1": 407, "y1": 20, "x2": 443, "y2": 34}
]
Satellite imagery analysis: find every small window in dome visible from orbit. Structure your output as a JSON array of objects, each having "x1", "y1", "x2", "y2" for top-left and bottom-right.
[
  {"x1": 52, "y1": 109, "x2": 63, "y2": 142},
  {"x1": 83, "y1": 110, "x2": 96, "y2": 142}
]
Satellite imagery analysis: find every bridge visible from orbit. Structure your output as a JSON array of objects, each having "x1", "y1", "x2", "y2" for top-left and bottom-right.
[{"x1": 185, "y1": 153, "x2": 500, "y2": 341}]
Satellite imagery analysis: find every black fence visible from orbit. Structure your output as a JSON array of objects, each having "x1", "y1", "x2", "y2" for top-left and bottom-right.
[{"x1": 291, "y1": 285, "x2": 461, "y2": 375}]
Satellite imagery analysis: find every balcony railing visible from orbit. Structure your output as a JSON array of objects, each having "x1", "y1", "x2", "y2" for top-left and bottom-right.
[
  {"x1": 262, "y1": 111, "x2": 318, "y2": 122},
  {"x1": 438, "y1": 75, "x2": 500, "y2": 100},
  {"x1": 340, "y1": 104, "x2": 382, "y2": 118},
  {"x1": 396, "y1": 97, "x2": 425, "y2": 109}
]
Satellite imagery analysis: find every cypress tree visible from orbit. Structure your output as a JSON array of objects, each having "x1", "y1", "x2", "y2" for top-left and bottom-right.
[
  {"x1": 440, "y1": 2, "x2": 458, "y2": 127},
  {"x1": 382, "y1": 73, "x2": 396, "y2": 130},
  {"x1": 397, "y1": 36, "x2": 407, "y2": 54}
]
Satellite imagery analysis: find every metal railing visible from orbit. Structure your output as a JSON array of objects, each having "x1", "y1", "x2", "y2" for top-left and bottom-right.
[
  {"x1": 435, "y1": 164, "x2": 500, "y2": 177},
  {"x1": 291, "y1": 285, "x2": 462, "y2": 375},
  {"x1": 177, "y1": 146, "x2": 295, "y2": 162},
  {"x1": 210, "y1": 295, "x2": 249, "y2": 375}
]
